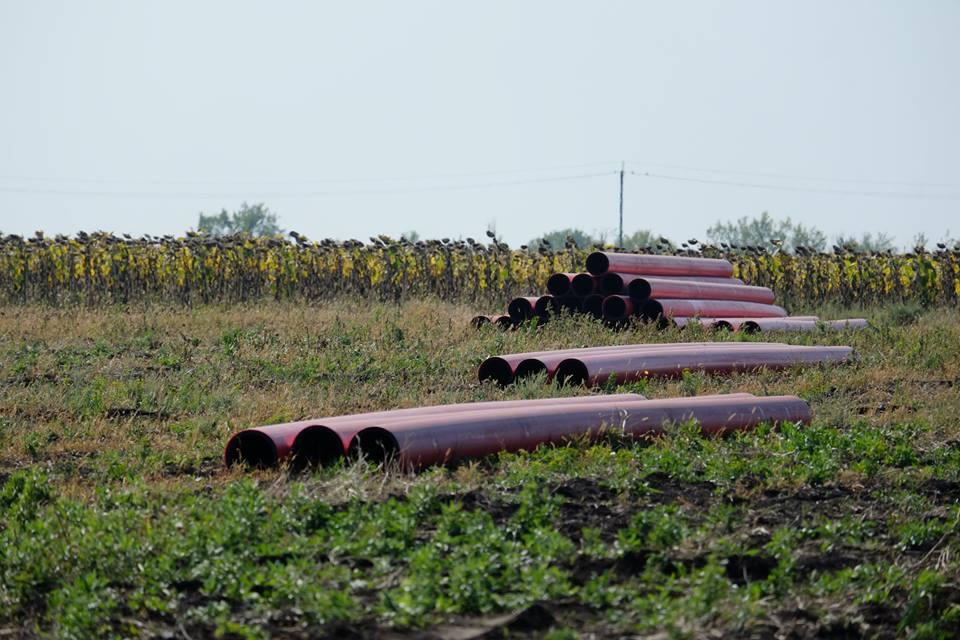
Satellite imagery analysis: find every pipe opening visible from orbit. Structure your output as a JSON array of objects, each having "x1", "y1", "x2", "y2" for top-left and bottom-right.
[
  {"x1": 290, "y1": 426, "x2": 345, "y2": 471},
  {"x1": 640, "y1": 299, "x2": 664, "y2": 321},
  {"x1": 546, "y1": 274, "x2": 571, "y2": 297},
  {"x1": 494, "y1": 316, "x2": 515, "y2": 330},
  {"x1": 554, "y1": 359, "x2": 589, "y2": 387},
  {"x1": 478, "y1": 357, "x2": 515, "y2": 386},
  {"x1": 599, "y1": 273, "x2": 624, "y2": 295},
  {"x1": 585, "y1": 252, "x2": 610, "y2": 275},
  {"x1": 627, "y1": 279, "x2": 652, "y2": 300},
  {"x1": 224, "y1": 431, "x2": 277, "y2": 469},
  {"x1": 602, "y1": 296, "x2": 630, "y2": 320},
  {"x1": 348, "y1": 427, "x2": 400, "y2": 465},
  {"x1": 470, "y1": 315, "x2": 491, "y2": 329},
  {"x1": 572, "y1": 273, "x2": 598, "y2": 296},
  {"x1": 712, "y1": 320, "x2": 734, "y2": 332},
  {"x1": 558, "y1": 295, "x2": 581, "y2": 314},
  {"x1": 514, "y1": 358, "x2": 548, "y2": 381},
  {"x1": 742, "y1": 321, "x2": 762, "y2": 334},
  {"x1": 534, "y1": 296, "x2": 558, "y2": 318},
  {"x1": 507, "y1": 298, "x2": 534, "y2": 322},
  {"x1": 581, "y1": 294, "x2": 605, "y2": 319}
]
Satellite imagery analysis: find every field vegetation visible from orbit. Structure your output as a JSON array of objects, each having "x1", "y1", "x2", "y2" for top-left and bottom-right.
[
  {"x1": 1, "y1": 301, "x2": 959, "y2": 638},
  {"x1": 1, "y1": 232, "x2": 958, "y2": 308}
]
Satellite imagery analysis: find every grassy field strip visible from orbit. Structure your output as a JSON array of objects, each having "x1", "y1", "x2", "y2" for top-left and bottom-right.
[{"x1": 0, "y1": 301, "x2": 958, "y2": 638}]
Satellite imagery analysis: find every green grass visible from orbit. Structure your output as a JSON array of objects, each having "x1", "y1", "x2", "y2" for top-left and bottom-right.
[{"x1": 0, "y1": 301, "x2": 959, "y2": 638}]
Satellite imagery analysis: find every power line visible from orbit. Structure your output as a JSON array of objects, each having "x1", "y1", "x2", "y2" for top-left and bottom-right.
[
  {"x1": 628, "y1": 161, "x2": 960, "y2": 190},
  {"x1": 0, "y1": 170, "x2": 617, "y2": 199},
  {"x1": 0, "y1": 161, "x2": 620, "y2": 187},
  {"x1": 631, "y1": 171, "x2": 960, "y2": 200}
]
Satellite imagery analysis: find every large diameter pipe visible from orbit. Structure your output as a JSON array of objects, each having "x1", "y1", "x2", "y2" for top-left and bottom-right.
[
  {"x1": 225, "y1": 393, "x2": 646, "y2": 469},
  {"x1": 742, "y1": 317, "x2": 869, "y2": 334},
  {"x1": 601, "y1": 295, "x2": 638, "y2": 323},
  {"x1": 642, "y1": 299, "x2": 787, "y2": 323},
  {"x1": 601, "y1": 272, "x2": 744, "y2": 295},
  {"x1": 350, "y1": 395, "x2": 810, "y2": 470},
  {"x1": 554, "y1": 345, "x2": 853, "y2": 387},
  {"x1": 495, "y1": 341, "x2": 788, "y2": 385},
  {"x1": 586, "y1": 252, "x2": 734, "y2": 277},
  {"x1": 628, "y1": 278, "x2": 776, "y2": 305},
  {"x1": 534, "y1": 295, "x2": 560, "y2": 318},
  {"x1": 673, "y1": 316, "x2": 819, "y2": 331},
  {"x1": 571, "y1": 273, "x2": 602, "y2": 296},
  {"x1": 546, "y1": 272, "x2": 579, "y2": 297},
  {"x1": 508, "y1": 296, "x2": 555, "y2": 322}
]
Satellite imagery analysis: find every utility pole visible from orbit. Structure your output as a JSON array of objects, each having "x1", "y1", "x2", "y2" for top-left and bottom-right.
[{"x1": 618, "y1": 161, "x2": 625, "y2": 247}]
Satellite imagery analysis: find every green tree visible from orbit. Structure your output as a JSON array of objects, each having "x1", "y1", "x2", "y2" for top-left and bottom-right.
[
  {"x1": 621, "y1": 229, "x2": 674, "y2": 251},
  {"x1": 527, "y1": 228, "x2": 599, "y2": 250},
  {"x1": 706, "y1": 212, "x2": 826, "y2": 252},
  {"x1": 835, "y1": 232, "x2": 896, "y2": 252},
  {"x1": 197, "y1": 202, "x2": 283, "y2": 237}
]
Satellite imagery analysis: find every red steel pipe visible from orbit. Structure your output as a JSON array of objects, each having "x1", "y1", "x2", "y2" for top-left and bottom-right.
[
  {"x1": 642, "y1": 299, "x2": 787, "y2": 323},
  {"x1": 488, "y1": 341, "x2": 785, "y2": 385},
  {"x1": 546, "y1": 272, "x2": 579, "y2": 297},
  {"x1": 586, "y1": 252, "x2": 734, "y2": 277},
  {"x1": 224, "y1": 393, "x2": 645, "y2": 469},
  {"x1": 742, "y1": 317, "x2": 868, "y2": 333},
  {"x1": 514, "y1": 341, "x2": 786, "y2": 382},
  {"x1": 674, "y1": 316, "x2": 819, "y2": 331},
  {"x1": 534, "y1": 295, "x2": 560, "y2": 318},
  {"x1": 601, "y1": 272, "x2": 744, "y2": 295},
  {"x1": 571, "y1": 273, "x2": 602, "y2": 296},
  {"x1": 349, "y1": 394, "x2": 810, "y2": 470},
  {"x1": 508, "y1": 296, "x2": 555, "y2": 322},
  {"x1": 627, "y1": 277, "x2": 776, "y2": 305},
  {"x1": 554, "y1": 345, "x2": 853, "y2": 387}
]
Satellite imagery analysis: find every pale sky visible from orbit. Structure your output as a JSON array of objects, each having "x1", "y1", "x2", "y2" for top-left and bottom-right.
[{"x1": 1, "y1": 1, "x2": 958, "y2": 248}]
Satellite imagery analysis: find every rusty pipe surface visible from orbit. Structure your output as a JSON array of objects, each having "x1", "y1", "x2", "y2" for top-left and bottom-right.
[
  {"x1": 586, "y1": 252, "x2": 734, "y2": 277},
  {"x1": 491, "y1": 341, "x2": 786, "y2": 385},
  {"x1": 571, "y1": 273, "x2": 601, "y2": 296},
  {"x1": 642, "y1": 299, "x2": 787, "y2": 323},
  {"x1": 224, "y1": 393, "x2": 646, "y2": 468},
  {"x1": 546, "y1": 272, "x2": 579, "y2": 297},
  {"x1": 627, "y1": 277, "x2": 776, "y2": 305},
  {"x1": 554, "y1": 345, "x2": 853, "y2": 387},
  {"x1": 601, "y1": 272, "x2": 744, "y2": 295},
  {"x1": 349, "y1": 394, "x2": 809, "y2": 470}
]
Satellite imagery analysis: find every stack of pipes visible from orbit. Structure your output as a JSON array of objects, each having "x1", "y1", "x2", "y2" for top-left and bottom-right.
[
  {"x1": 225, "y1": 392, "x2": 811, "y2": 472},
  {"x1": 472, "y1": 251, "x2": 868, "y2": 332},
  {"x1": 478, "y1": 341, "x2": 854, "y2": 387}
]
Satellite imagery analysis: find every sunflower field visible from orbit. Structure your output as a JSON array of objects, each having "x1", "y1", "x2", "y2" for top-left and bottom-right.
[{"x1": 1, "y1": 232, "x2": 958, "y2": 308}]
